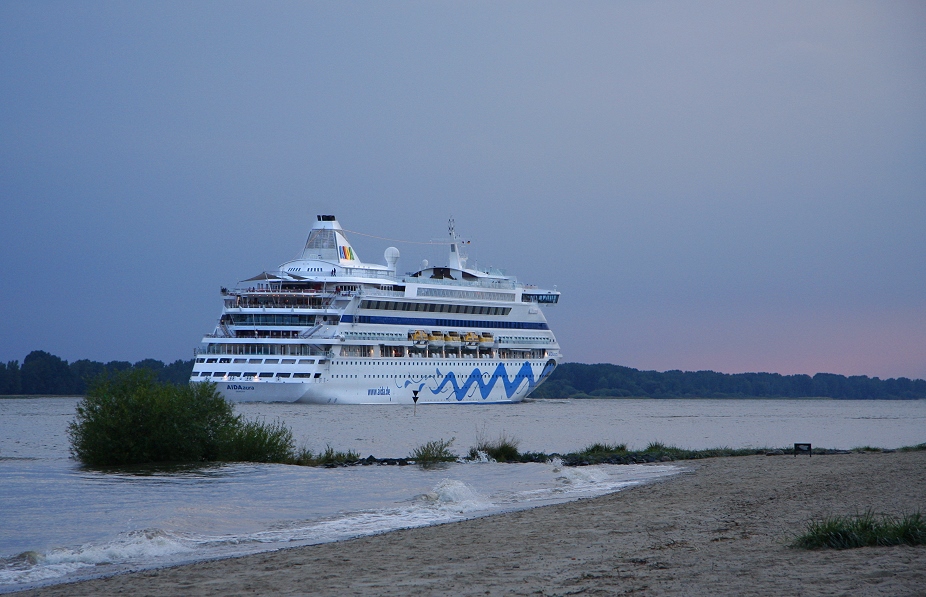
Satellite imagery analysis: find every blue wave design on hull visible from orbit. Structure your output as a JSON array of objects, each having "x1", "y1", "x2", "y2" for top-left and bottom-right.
[{"x1": 413, "y1": 360, "x2": 556, "y2": 402}]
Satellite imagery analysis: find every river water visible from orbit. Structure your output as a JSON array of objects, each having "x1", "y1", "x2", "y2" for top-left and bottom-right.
[{"x1": 1, "y1": 398, "x2": 923, "y2": 592}]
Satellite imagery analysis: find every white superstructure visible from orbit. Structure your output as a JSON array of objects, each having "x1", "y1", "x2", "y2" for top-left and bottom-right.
[{"x1": 191, "y1": 215, "x2": 561, "y2": 404}]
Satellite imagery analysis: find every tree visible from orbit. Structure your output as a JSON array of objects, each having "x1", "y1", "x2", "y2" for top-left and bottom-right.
[
  {"x1": 20, "y1": 350, "x2": 77, "y2": 395},
  {"x1": 70, "y1": 359, "x2": 106, "y2": 395},
  {"x1": 0, "y1": 361, "x2": 22, "y2": 394}
]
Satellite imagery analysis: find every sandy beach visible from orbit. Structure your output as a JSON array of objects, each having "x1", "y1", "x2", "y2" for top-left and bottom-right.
[{"x1": 16, "y1": 450, "x2": 925, "y2": 596}]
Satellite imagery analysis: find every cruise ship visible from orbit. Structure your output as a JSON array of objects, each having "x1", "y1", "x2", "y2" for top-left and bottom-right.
[{"x1": 191, "y1": 215, "x2": 561, "y2": 404}]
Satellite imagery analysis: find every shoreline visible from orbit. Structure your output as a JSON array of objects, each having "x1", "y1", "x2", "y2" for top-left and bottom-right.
[{"x1": 14, "y1": 450, "x2": 925, "y2": 596}]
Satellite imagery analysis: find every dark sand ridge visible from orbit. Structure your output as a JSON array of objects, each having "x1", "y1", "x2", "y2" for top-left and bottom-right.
[{"x1": 16, "y1": 450, "x2": 925, "y2": 596}]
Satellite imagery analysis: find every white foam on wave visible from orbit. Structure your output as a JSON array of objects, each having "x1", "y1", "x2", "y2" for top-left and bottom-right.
[
  {"x1": 491, "y1": 461, "x2": 680, "y2": 507},
  {"x1": 426, "y1": 478, "x2": 492, "y2": 512},
  {"x1": 0, "y1": 466, "x2": 679, "y2": 592},
  {"x1": 465, "y1": 450, "x2": 494, "y2": 463},
  {"x1": 1, "y1": 476, "x2": 499, "y2": 591},
  {"x1": 0, "y1": 529, "x2": 193, "y2": 588},
  {"x1": 174, "y1": 479, "x2": 493, "y2": 549},
  {"x1": 44, "y1": 529, "x2": 194, "y2": 565},
  {"x1": 556, "y1": 465, "x2": 611, "y2": 485}
]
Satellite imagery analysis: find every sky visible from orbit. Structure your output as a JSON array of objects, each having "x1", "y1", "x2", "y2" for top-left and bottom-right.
[{"x1": 1, "y1": 1, "x2": 924, "y2": 379}]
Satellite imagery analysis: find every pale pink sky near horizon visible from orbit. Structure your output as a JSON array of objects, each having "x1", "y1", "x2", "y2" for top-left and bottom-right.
[{"x1": 1, "y1": 2, "x2": 924, "y2": 380}]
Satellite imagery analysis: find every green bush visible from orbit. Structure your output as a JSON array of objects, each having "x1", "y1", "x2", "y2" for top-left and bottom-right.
[
  {"x1": 793, "y1": 510, "x2": 925, "y2": 549},
  {"x1": 219, "y1": 418, "x2": 295, "y2": 463},
  {"x1": 412, "y1": 438, "x2": 456, "y2": 465},
  {"x1": 68, "y1": 370, "x2": 294, "y2": 466}
]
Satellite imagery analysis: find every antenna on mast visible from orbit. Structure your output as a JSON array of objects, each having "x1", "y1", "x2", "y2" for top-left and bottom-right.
[{"x1": 447, "y1": 215, "x2": 468, "y2": 269}]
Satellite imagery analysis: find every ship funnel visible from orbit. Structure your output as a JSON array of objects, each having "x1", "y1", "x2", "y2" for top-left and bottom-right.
[{"x1": 300, "y1": 215, "x2": 360, "y2": 264}]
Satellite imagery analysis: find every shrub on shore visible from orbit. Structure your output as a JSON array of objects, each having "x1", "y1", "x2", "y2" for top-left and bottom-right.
[
  {"x1": 68, "y1": 371, "x2": 294, "y2": 466},
  {"x1": 412, "y1": 438, "x2": 457, "y2": 465},
  {"x1": 291, "y1": 445, "x2": 361, "y2": 466},
  {"x1": 793, "y1": 510, "x2": 925, "y2": 549},
  {"x1": 219, "y1": 418, "x2": 295, "y2": 463},
  {"x1": 468, "y1": 433, "x2": 521, "y2": 462},
  {"x1": 580, "y1": 442, "x2": 628, "y2": 456}
]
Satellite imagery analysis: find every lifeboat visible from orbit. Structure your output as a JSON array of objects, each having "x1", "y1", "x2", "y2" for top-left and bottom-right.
[
  {"x1": 445, "y1": 331, "x2": 462, "y2": 347},
  {"x1": 428, "y1": 331, "x2": 445, "y2": 347},
  {"x1": 480, "y1": 332, "x2": 495, "y2": 344},
  {"x1": 463, "y1": 331, "x2": 480, "y2": 347},
  {"x1": 409, "y1": 330, "x2": 429, "y2": 346}
]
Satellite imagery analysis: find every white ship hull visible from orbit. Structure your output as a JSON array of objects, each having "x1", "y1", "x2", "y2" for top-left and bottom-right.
[{"x1": 215, "y1": 358, "x2": 558, "y2": 404}]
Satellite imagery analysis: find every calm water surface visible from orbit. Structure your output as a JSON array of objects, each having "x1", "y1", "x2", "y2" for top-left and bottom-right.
[{"x1": 1, "y1": 398, "x2": 923, "y2": 592}]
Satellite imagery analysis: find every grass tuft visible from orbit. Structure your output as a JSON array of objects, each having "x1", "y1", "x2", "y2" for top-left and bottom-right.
[
  {"x1": 557, "y1": 442, "x2": 771, "y2": 465},
  {"x1": 852, "y1": 446, "x2": 883, "y2": 453},
  {"x1": 317, "y1": 445, "x2": 361, "y2": 465},
  {"x1": 289, "y1": 444, "x2": 360, "y2": 466},
  {"x1": 644, "y1": 441, "x2": 669, "y2": 453},
  {"x1": 579, "y1": 442, "x2": 628, "y2": 456},
  {"x1": 412, "y1": 438, "x2": 457, "y2": 466},
  {"x1": 468, "y1": 432, "x2": 521, "y2": 462},
  {"x1": 793, "y1": 510, "x2": 926, "y2": 549}
]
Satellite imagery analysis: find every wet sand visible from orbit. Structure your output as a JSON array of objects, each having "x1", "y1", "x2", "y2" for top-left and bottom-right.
[{"x1": 17, "y1": 450, "x2": 925, "y2": 596}]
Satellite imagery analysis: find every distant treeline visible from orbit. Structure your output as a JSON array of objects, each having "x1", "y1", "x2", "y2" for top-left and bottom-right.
[
  {"x1": 0, "y1": 350, "x2": 194, "y2": 395},
  {"x1": 2, "y1": 351, "x2": 924, "y2": 399},
  {"x1": 531, "y1": 363, "x2": 926, "y2": 400}
]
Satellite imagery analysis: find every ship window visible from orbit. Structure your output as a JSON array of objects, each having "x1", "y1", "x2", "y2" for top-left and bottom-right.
[
  {"x1": 264, "y1": 359, "x2": 279, "y2": 364},
  {"x1": 304, "y1": 228, "x2": 336, "y2": 250},
  {"x1": 206, "y1": 358, "x2": 217, "y2": 363},
  {"x1": 200, "y1": 372, "x2": 211, "y2": 377},
  {"x1": 276, "y1": 373, "x2": 291, "y2": 378},
  {"x1": 212, "y1": 372, "x2": 224, "y2": 377},
  {"x1": 228, "y1": 372, "x2": 242, "y2": 377},
  {"x1": 293, "y1": 373, "x2": 312, "y2": 378},
  {"x1": 249, "y1": 359, "x2": 262, "y2": 364},
  {"x1": 259, "y1": 372, "x2": 273, "y2": 378},
  {"x1": 281, "y1": 359, "x2": 296, "y2": 364},
  {"x1": 244, "y1": 372, "x2": 257, "y2": 377}
]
